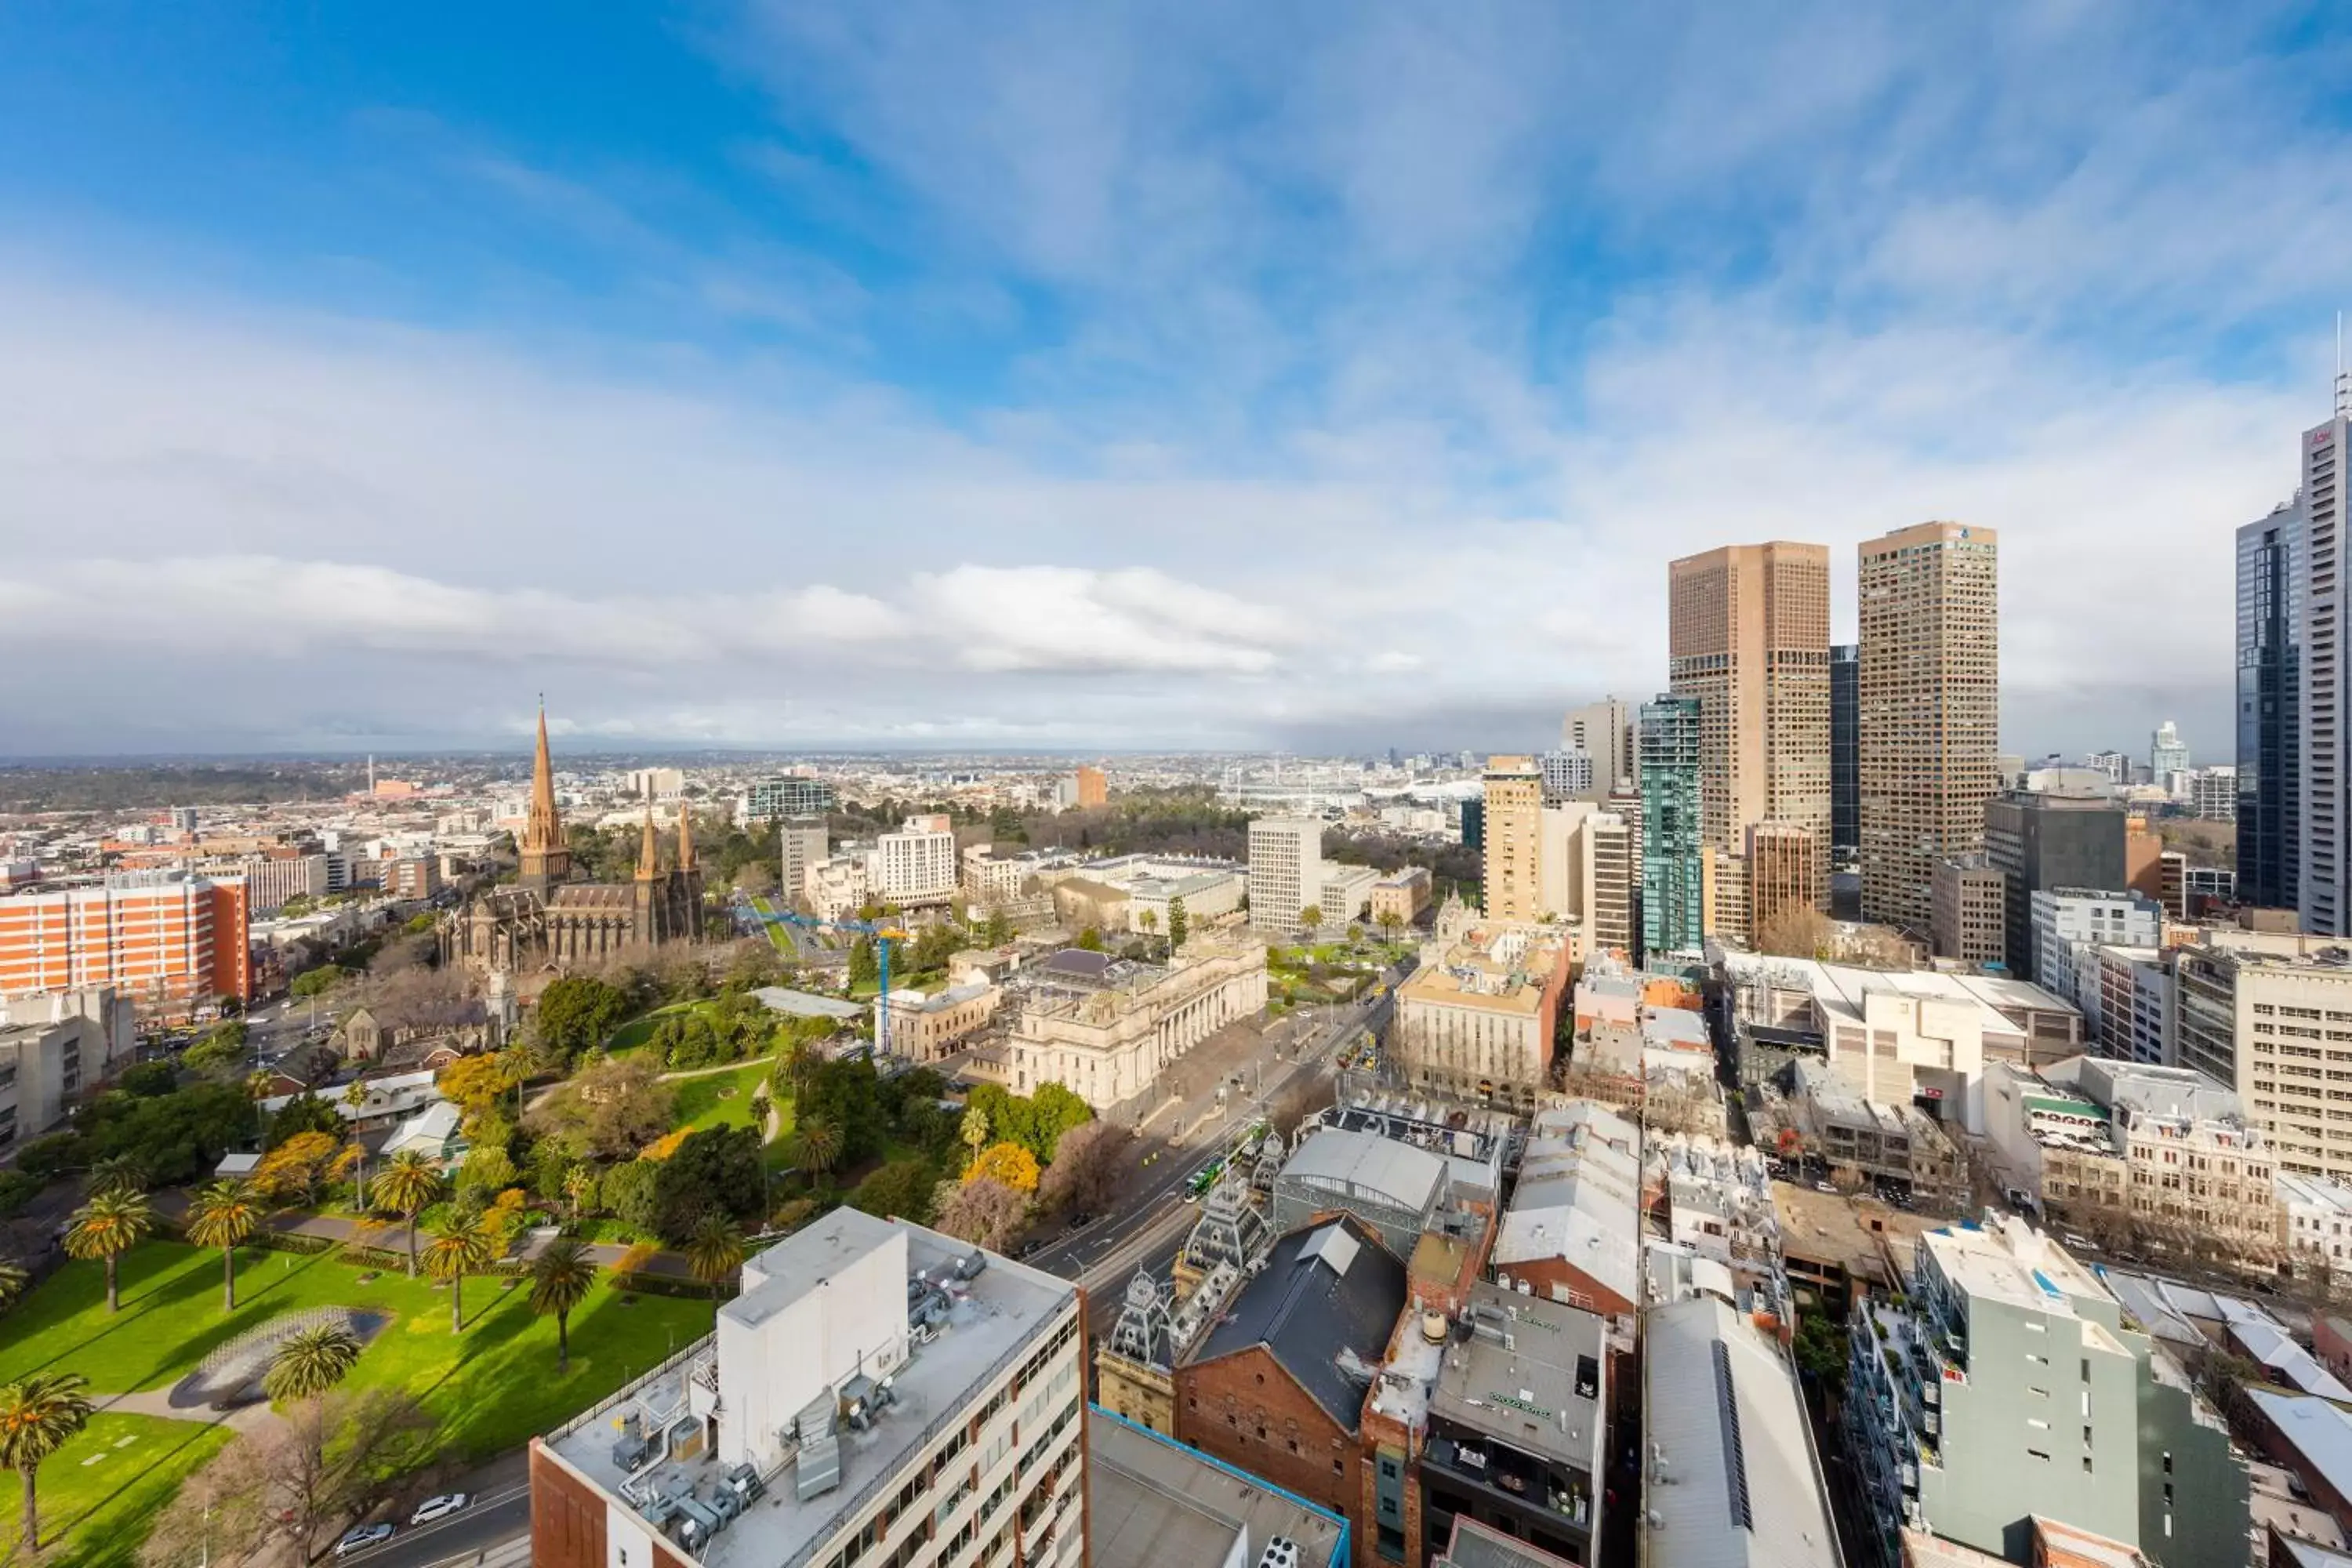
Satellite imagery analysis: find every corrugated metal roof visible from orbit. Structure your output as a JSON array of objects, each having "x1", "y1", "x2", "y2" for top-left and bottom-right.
[{"x1": 1281, "y1": 1127, "x2": 1446, "y2": 1210}]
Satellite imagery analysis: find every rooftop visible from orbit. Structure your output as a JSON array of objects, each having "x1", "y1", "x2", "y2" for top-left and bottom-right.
[
  {"x1": 1726, "y1": 953, "x2": 2078, "y2": 1033},
  {"x1": 750, "y1": 987, "x2": 867, "y2": 1021},
  {"x1": 1190, "y1": 1215, "x2": 1407, "y2": 1432},
  {"x1": 1442, "y1": 1515, "x2": 1579, "y2": 1568},
  {"x1": 544, "y1": 1210, "x2": 1076, "y2": 1568},
  {"x1": 1088, "y1": 1410, "x2": 1345, "y2": 1568},
  {"x1": 1399, "y1": 925, "x2": 1568, "y2": 1014},
  {"x1": 1427, "y1": 1286, "x2": 1605, "y2": 1470},
  {"x1": 1493, "y1": 1102, "x2": 1642, "y2": 1303},
  {"x1": 1280, "y1": 1126, "x2": 1450, "y2": 1216},
  {"x1": 2248, "y1": 1390, "x2": 2352, "y2": 1518},
  {"x1": 1642, "y1": 1295, "x2": 1837, "y2": 1568},
  {"x1": 1922, "y1": 1218, "x2": 2115, "y2": 1323}
]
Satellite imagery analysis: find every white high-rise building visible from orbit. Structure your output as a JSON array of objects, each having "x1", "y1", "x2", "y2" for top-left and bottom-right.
[
  {"x1": 873, "y1": 815, "x2": 956, "y2": 906},
  {"x1": 2150, "y1": 720, "x2": 2190, "y2": 790},
  {"x1": 532, "y1": 1210, "x2": 1087, "y2": 1568},
  {"x1": 2303, "y1": 382, "x2": 2352, "y2": 935},
  {"x1": 1247, "y1": 816, "x2": 1324, "y2": 935}
]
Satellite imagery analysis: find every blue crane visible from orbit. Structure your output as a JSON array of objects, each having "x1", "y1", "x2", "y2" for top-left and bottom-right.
[{"x1": 735, "y1": 902, "x2": 912, "y2": 1058}]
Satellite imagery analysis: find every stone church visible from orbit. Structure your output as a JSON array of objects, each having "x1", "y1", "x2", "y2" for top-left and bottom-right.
[{"x1": 445, "y1": 705, "x2": 706, "y2": 975}]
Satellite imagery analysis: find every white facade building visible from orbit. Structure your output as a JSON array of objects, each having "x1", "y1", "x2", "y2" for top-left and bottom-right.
[
  {"x1": 2030, "y1": 888, "x2": 2162, "y2": 1021},
  {"x1": 1319, "y1": 863, "x2": 1380, "y2": 924},
  {"x1": 0, "y1": 989, "x2": 135, "y2": 1149},
  {"x1": 779, "y1": 821, "x2": 828, "y2": 911},
  {"x1": 873, "y1": 815, "x2": 957, "y2": 907},
  {"x1": 1247, "y1": 816, "x2": 1324, "y2": 935}
]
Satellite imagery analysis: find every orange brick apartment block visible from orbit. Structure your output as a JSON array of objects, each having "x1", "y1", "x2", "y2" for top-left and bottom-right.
[{"x1": 0, "y1": 874, "x2": 251, "y2": 1013}]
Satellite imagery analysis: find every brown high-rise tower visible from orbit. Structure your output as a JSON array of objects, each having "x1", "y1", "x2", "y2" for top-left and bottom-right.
[
  {"x1": 1859, "y1": 521, "x2": 2000, "y2": 935},
  {"x1": 1667, "y1": 542, "x2": 1832, "y2": 929},
  {"x1": 517, "y1": 700, "x2": 572, "y2": 893}
]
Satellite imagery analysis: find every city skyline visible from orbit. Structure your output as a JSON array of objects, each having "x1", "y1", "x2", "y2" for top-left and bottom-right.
[{"x1": 0, "y1": 8, "x2": 2346, "y2": 754}]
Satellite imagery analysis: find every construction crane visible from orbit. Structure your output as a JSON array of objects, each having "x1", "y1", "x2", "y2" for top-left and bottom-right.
[{"x1": 735, "y1": 902, "x2": 913, "y2": 1058}]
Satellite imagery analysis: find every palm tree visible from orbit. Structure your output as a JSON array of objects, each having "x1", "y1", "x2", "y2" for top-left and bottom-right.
[
  {"x1": 529, "y1": 1238, "x2": 597, "y2": 1372},
  {"x1": 422, "y1": 1218, "x2": 492, "y2": 1334},
  {"x1": 1138, "y1": 908, "x2": 1159, "y2": 958},
  {"x1": 561, "y1": 1163, "x2": 597, "y2": 1222},
  {"x1": 84, "y1": 1156, "x2": 145, "y2": 1200},
  {"x1": 0, "y1": 1372, "x2": 94, "y2": 1561},
  {"x1": 185, "y1": 1180, "x2": 264, "y2": 1312},
  {"x1": 262, "y1": 1323, "x2": 361, "y2": 1403},
  {"x1": 685, "y1": 1215, "x2": 745, "y2": 1295},
  {"x1": 793, "y1": 1116, "x2": 844, "y2": 1184},
  {"x1": 63, "y1": 1191, "x2": 154, "y2": 1314},
  {"x1": 0, "y1": 1261, "x2": 25, "y2": 1316},
  {"x1": 372, "y1": 1150, "x2": 442, "y2": 1278}
]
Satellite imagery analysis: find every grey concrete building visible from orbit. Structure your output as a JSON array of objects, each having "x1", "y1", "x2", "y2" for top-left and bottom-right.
[{"x1": 1846, "y1": 1216, "x2": 2245, "y2": 1568}]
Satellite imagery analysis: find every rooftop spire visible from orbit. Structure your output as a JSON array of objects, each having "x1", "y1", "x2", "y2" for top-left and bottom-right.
[
  {"x1": 516, "y1": 695, "x2": 572, "y2": 892},
  {"x1": 637, "y1": 785, "x2": 661, "y2": 880},
  {"x1": 677, "y1": 800, "x2": 695, "y2": 871}
]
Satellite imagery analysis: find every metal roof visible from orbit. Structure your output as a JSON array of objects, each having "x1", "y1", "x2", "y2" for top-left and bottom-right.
[
  {"x1": 1190, "y1": 1215, "x2": 1406, "y2": 1432},
  {"x1": 1280, "y1": 1127, "x2": 1447, "y2": 1213},
  {"x1": 2249, "y1": 1391, "x2": 2352, "y2": 1515}
]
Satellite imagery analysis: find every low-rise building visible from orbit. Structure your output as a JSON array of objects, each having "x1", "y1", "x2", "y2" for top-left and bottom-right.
[
  {"x1": 2031, "y1": 889, "x2": 2163, "y2": 1023},
  {"x1": 1490, "y1": 1102, "x2": 1642, "y2": 1317},
  {"x1": 531, "y1": 1209, "x2": 1087, "y2": 1568},
  {"x1": 1784, "y1": 1059, "x2": 1968, "y2": 1210},
  {"x1": 1370, "y1": 867, "x2": 1433, "y2": 930},
  {"x1": 1270, "y1": 1127, "x2": 1450, "y2": 1264},
  {"x1": 882, "y1": 982, "x2": 1000, "y2": 1062},
  {"x1": 1932, "y1": 855, "x2": 2009, "y2": 969},
  {"x1": 2279, "y1": 1172, "x2": 2352, "y2": 1279},
  {"x1": 1321, "y1": 864, "x2": 1381, "y2": 925},
  {"x1": 1007, "y1": 936, "x2": 1268, "y2": 1112},
  {"x1": 1394, "y1": 924, "x2": 1572, "y2": 1112},
  {"x1": 1089, "y1": 1410, "x2": 1348, "y2": 1568},
  {"x1": 804, "y1": 854, "x2": 869, "y2": 921}
]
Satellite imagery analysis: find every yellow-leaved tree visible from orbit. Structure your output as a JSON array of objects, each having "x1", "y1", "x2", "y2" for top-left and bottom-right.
[{"x1": 964, "y1": 1141, "x2": 1040, "y2": 1193}]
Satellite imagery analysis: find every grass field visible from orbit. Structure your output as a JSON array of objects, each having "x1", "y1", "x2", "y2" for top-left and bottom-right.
[
  {"x1": 671, "y1": 1062, "x2": 790, "y2": 1136},
  {"x1": 0, "y1": 1414, "x2": 231, "y2": 1568},
  {"x1": 605, "y1": 1000, "x2": 700, "y2": 1056},
  {"x1": 0, "y1": 1242, "x2": 716, "y2": 1564}
]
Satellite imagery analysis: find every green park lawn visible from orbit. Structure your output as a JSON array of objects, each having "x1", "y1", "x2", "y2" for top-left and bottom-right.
[
  {"x1": 671, "y1": 1062, "x2": 789, "y2": 1135},
  {"x1": 0, "y1": 1414, "x2": 231, "y2": 1568},
  {"x1": 0, "y1": 1241, "x2": 716, "y2": 1564},
  {"x1": 605, "y1": 1000, "x2": 700, "y2": 1055}
]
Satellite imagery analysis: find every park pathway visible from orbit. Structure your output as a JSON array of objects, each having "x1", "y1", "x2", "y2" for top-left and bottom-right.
[
  {"x1": 153, "y1": 1191, "x2": 703, "y2": 1281},
  {"x1": 89, "y1": 1388, "x2": 277, "y2": 1432}
]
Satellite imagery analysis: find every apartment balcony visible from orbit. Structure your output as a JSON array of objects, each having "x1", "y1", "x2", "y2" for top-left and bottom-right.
[{"x1": 1424, "y1": 1436, "x2": 1593, "y2": 1531}]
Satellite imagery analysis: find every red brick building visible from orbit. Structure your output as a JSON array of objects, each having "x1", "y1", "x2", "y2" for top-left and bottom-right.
[{"x1": 1175, "y1": 1215, "x2": 1406, "y2": 1566}]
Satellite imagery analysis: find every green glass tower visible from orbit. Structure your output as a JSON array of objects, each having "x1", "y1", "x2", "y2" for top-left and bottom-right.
[{"x1": 1640, "y1": 694, "x2": 1704, "y2": 960}]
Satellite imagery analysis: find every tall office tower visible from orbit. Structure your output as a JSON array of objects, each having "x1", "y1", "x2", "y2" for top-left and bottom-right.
[
  {"x1": 1859, "y1": 521, "x2": 2001, "y2": 934},
  {"x1": 1480, "y1": 756, "x2": 1544, "y2": 920},
  {"x1": 2238, "y1": 494, "x2": 2307, "y2": 910},
  {"x1": 1667, "y1": 543, "x2": 1833, "y2": 906},
  {"x1": 1247, "y1": 815, "x2": 1324, "y2": 935},
  {"x1": 1831, "y1": 643, "x2": 1860, "y2": 862},
  {"x1": 1639, "y1": 696, "x2": 1704, "y2": 959},
  {"x1": 2150, "y1": 720, "x2": 2190, "y2": 788},
  {"x1": 1561, "y1": 698, "x2": 1637, "y2": 797},
  {"x1": 2302, "y1": 376, "x2": 2352, "y2": 935}
]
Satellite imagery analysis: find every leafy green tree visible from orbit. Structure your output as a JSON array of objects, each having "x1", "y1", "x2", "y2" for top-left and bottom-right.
[
  {"x1": 848, "y1": 937, "x2": 880, "y2": 988},
  {"x1": 187, "y1": 1180, "x2": 264, "y2": 1312},
  {"x1": 422, "y1": 1218, "x2": 493, "y2": 1333},
  {"x1": 529, "y1": 1238, "x2": 597, "y2": 1371},
  {"x1": 535, "y1": 976, "x2": 632, "y2": 1061},
  {"x1": 981, "y1": 909, "x2": 1014, "y2": 948},
  {"x1": 263, "y1": 1323, "x2": 361, "y2": 1403},
  {"x1": 64, "y1": 1191, "x2": 154, "y2": 1313},
  {"x1": 182, "y1": 1026, "x2": 249, "y2": 1076},
  {"x1": 115, "y1": 1061, "x2": 177, "y2": 1098},
  {"x1": 288, "y1": 966, "x2": 344, "y2": 1000},
  {"x1": 651, "y1": 1127, "x2": 765, "y2": 1243},
  {"x1": 372, "y1": 1150, "x2": 443, "y2": 1277},
  {"x1": 264, "y1": 1092, "x2": 344, "y2": 1149},
  {"x1": 1297, "y1": 904, "x2": 1323, "y2": 933},
  {"x1": 800, "y1": 1058, "x2": 887, "y2": 1164},
  {"x1": 0, "y1": 1371, "x2": 94, "y2": 1561},
  {"x1": 960, "y1": 1104, "x2": 991, "y2": 1161},
  {"x1": 850, "y1": 1157, "x2": 938, "y2": 1225},
  {"x1": 600, "y1": 1160, "x2": 661, "y2": 1236},
  {"x1": 1166, "y1": 895, "x2": 1188, "y2": 949},
  {"x1": 686, "y1": 1214, "x2": 746, "y2": 1294},
  {"x1": 1075, "y1": 927, "x2": 1103, "y2": 952}
]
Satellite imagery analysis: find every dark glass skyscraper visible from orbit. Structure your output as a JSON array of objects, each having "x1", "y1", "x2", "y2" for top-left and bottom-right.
[
  {"x1": 1831, "y1": 643, "x2": 1859, "y2": 862},
  {"x1": 2239, "y1": 494, "x2": 2305, "y2": 910},
  {"x1": 1639, "y1": 693, "x2": 1704, "y2": 960}
]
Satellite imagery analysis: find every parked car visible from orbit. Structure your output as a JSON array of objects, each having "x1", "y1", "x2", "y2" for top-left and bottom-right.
[
  {"x1": 333, "y1": 1524, "x2": 395, "y2": 1557},
  {"x1": 410, "y1": 1494, "x2": 470, "y2": 1526}
]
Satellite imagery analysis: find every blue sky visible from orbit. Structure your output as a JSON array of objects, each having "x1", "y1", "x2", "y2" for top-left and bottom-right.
[{"x1": 0, "y1": 2, "x2": 2347, "y2": 757}]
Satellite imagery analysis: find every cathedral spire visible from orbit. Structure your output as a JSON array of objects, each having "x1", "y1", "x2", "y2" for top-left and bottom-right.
[
  {"x1": 637, "y1": 790, "x2": 661, "y2": 880},
  {"x1": 677, "y1": 800, "x2": 695, "y2": 870},
  {"x1": 517, "y1": 695, "x2": 571, "y2": 893}
]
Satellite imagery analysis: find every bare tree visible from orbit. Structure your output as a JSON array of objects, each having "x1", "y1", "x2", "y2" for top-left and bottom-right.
[
  {"x1": 1754, "y1": 905, "x2": 1835, "y2": 960},
  {"x1": 1039, "y1": 1122, "x2": 1131, "y2": 1214},
  {"x1": 934, "y1": 1178, "x2": 1027, "y2": 1252}
]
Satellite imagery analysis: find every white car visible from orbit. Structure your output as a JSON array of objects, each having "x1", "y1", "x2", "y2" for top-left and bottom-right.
[
  {"x1": 333, "y1": 1524, "x2": 394, "y2": 1557},
  {"x1": 410, "y1": 1494, "x2": 470, "y2": 1526}
]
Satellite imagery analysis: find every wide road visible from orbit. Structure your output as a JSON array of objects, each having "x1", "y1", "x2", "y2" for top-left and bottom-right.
[{"x1": 338, "y1": 1480, "x2": 531, "y2": 1568}]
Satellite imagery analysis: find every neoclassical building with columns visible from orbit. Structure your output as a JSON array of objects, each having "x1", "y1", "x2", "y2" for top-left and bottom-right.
[{"x1": 1007, "y1": 934, "x2": 1269, "y2": 1111}]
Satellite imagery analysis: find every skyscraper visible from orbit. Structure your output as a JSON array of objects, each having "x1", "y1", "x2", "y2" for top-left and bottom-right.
[
  {"x1": 2150, "y1": 720, "x2": 2190, "y2": 788},
  {"x1": 1247, "y1": 816, "x2": 1324, "y2": 935},
  {"x1": 1831, "y1": 643, "x2": 1859, "y2": 862},
  {"x1": 1858, "y1": 521, "x2": 2001, "y2": 934},
  {"x1": 2238, "y1": 494, "x2": 2305, "y2": 911},
  {"x1": 2300, "y1": 377, "x2": 2351, "y2": 935},
  {"x1": 1561, "y1": 698, "x2": 1637, "y2": 798},
  {"x1": 1639, "y1": 695, "x2": 1704, "y2": 959},
  {"x1": 1667, "y1": 543, "x2": 1833, "y2": 916},
  {"x1": 1481, "y1": 755, "x2": 1544, "y2": 921}
]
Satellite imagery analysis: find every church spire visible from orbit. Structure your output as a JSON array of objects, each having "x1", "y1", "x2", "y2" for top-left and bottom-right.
[
  {"x1": 637, "y1": 790, "x2": 660, "y2": 881},
  {"x1": 517, "y1": 695, "x2": 571, "y2": 893},
  {"x1": 677, "y1": 800, "x2": 695, "y2": 870}
]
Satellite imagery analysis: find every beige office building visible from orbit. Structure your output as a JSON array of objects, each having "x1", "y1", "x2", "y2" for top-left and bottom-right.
[
  {"x1": 1531, "y1": 801, "x2": 1639, "y2": 960},
  {"x1": 1668, "y1": 542, "x2": 1833, "y2": 913},
  {"x1": 1561, "y1": 698, "x2": 1638, "y2": 797},
  {"x1": 1931, "y1": 855, "x2": 2008, "y2": 968},
  {"x1": 1746, "y1": 822, "x2": 1820, "y2": 944},
  {"x1": 2174, "y1": 930, "x2": 2352, "y2": 1183},
  {"x1": 1859, "y1": 521, "x2": 2000, "y2": 935},
  {"x1": 1482, "y1": 756, "x2": 1544, "y2": 922}
]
